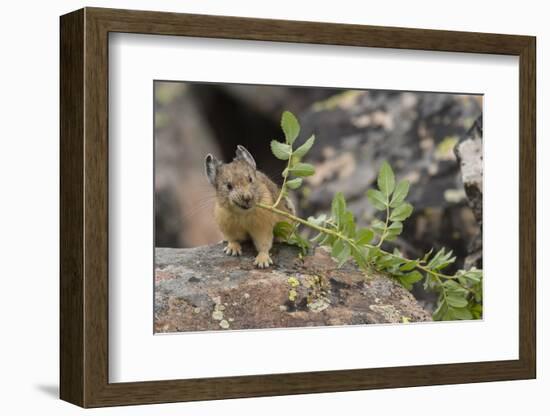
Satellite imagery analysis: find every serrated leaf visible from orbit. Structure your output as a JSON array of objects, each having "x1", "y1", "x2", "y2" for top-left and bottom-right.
[
  {"x1": 367, "y1": 189, "x2": 387, "y2": 211},
  {"x1": 377, "y1": 161, "x2": 395, "y2": 197},
  {"x1": 281, "y1": 111, "x2": 300, "y2": 144},
  {"x1": 289, "y1": 163, "x2": 315, "y2": 177},
  {"x1": 356, "y1": 228, "x2": 374, "y2": 245},
  {"x1": 390, "y1": 202, "x2": 413, "y2": 221},
  {"x1": 293, "y1": 135, "x2": 315, "y2": 159},
  {"x1": 286, "y1": 178, "x2": 303, "y2": 190},
  {"x1": 270, "y1": 140, "x2": 291, "y2": 160},
  {"x1": 390, "y1": 180, "x2": 410, "y2": 207}
]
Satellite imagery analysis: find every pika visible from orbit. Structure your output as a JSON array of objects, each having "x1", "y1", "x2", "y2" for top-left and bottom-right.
[{"x1": 205, "y1": 145, "x2": 295, "y2": 268}]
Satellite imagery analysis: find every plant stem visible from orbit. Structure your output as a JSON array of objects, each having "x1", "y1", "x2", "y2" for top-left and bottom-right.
[
  {"x1": 257, "y1": 202, "x2": 470, "y2": 289},
  {"x1": 258, "y1": 202, "x2": 347, "y2": 241},
  {"x1": 377, "y1": 202, "x2": 391, "y2": 247},
  {"x1": 273, "y1": 153, "x2": 293, "y2": 208}
]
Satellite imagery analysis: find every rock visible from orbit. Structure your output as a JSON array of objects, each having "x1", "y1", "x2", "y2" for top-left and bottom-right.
[
  {"x1": 293, "y1": 91, "x2": 482, "y2": 270},
  {"x1": 455, "y1": 116, "x2": 483, "y2": 223},
  {"x1": 154, "y1": 82, "x2": 224, "y2": 248},
  {"x1": 155, "y1": 243, "x2": 432, "y2": 333},
  {"x1": 455, "y1": 116, "x2": 483, "y2": 269}
]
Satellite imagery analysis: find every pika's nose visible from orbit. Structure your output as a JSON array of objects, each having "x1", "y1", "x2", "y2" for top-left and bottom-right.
[{"x1": 242, "y1": 195, "x2": 252, "y2": 204}]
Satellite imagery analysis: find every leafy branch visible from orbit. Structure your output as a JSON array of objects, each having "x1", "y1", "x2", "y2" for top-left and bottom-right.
[{"x1": 258, "y1": 111, "x2": 483, "y2": 321}]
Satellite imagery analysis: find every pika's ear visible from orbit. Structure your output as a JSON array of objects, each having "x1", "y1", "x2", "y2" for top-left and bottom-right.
[
  {"x1": 205, "y1": 154, "x2": 221, "y2": 185},
  {"x1": 235, "y1": 145, "x2": 256, "y2": 170}
]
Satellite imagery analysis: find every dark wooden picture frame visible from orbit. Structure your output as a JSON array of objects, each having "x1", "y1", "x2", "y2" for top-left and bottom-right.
[{"x1": 60, "y1": 7, "x2": 536, "y2": 408}]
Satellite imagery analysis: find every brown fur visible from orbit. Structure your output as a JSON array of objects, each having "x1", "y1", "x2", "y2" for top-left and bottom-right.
[{"x1": 205, "y1": 147, "x2": 294, "y2": 268}]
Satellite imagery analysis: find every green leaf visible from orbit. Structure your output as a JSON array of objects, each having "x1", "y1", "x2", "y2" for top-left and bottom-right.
[
  {"x1": 433, "y1": 299, "x2": 448, "y2": 321},
  {"x1": 289, "y1": 163, "x2": 315, "y2": 177},
  {"x1": 390, "y1": 180, "x2": 410, "y2": 207},
  {"x1": 446, "y1": 294, "x2": 469, "y2": 308},
  {"x1": 463, "y1": 269, "x2": 482, "y2": 283},
  {"x1": 377, "y1": 161, "x2": 395, "y2": 197},
  {"x1": 390, "y1": 202, "x2": 414, "y2": 221},
  {"x1": 448, "y1": 306, "x2": 473, "y2": 320},
  {"x1": 428, "y1": 248, "x2": 456, "y2": 270},
  {"x1": 398, "y1": 271, "x2": 423, "y2": 290},
  {"x1": 356, "y1": 228, "x2": 374, "y2": 245},
  {"x1": 293, "y1": 135, "x2": 315, "y2": 159},
  {"x1": 281, "y1": 111, "x2": 300, "y2": 144},
  {"x1": 427, "y1": 248, "x2": 445, "y2": 268},
  {"x1": 366, "y1": 246, "x2": 381, "y2": 260},
  {"x1": 286, "y1": 178, "x2": 303, "y2": 190},
  {"x1": 273, "y1": 221, "x2": 293, "y2": 240},
  {"x1": 371, "y1": 219, "x2": 386, "y2": 234},
  {"x1": 443, "y1": 279, "x2": 468, "y2": 294},
  {"x1": 288, "y1": 232, "x2": 311, "y2": 254},
  {"x1": 385, "y1": 221, "x2": 403, "y2": 240},
  {"x1": 331, "y1": 239, "x2": 345, "y2": 259},
  {"x1": 337, "y1": 244, "x2": 351, "y2": 267},
  {"x1": 404, "y1": 271, "x2": 423, "y2": 284},
  {"x1": 399, "y1": 260, "x2": 418, "y2": 271},
  {"x1": 421, "y1": 248, "x2": 433, "y2": 264},
  {"x1": 270, "y1": 140, "x2": 291, "y2": 160},
  {"x1": 341, "y1": 211, "x2": 356, "y2": 237},
  {"x1": 351, "y1": 246, "x2": 368, "y2": 270},
  {"x1": 378, "y1": 254, "x2": 397, "y2": 268},
  {"x1": 331, "y1": 192, "x2": 346, "y2": 225},
  {"x1": 367, "y1": 189, "x2": 387, "y2": 211},
  {"x1": 471, "y1": 303, "x2": 483, "y2": 319}
]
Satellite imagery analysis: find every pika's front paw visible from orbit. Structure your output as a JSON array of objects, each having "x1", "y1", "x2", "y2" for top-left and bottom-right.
[
  {"x1": 254, "y1": 252, "x2": 273, "y2": 268},
  {"x1": 223, "y1": 242, "x2": 242, "y2": 256}
]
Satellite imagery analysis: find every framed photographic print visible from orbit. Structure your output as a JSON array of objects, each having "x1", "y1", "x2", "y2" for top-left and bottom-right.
[{"x1": 60, "y1": 7, "x2": 536, "y2": 408}]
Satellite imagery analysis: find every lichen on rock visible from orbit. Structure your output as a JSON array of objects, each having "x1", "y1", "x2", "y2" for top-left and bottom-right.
[{"x1": 154, "y1": 242, "x2": 432, "y2": 333}]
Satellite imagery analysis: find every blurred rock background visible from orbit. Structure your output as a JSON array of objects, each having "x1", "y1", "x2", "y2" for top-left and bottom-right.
[{"x1": 154, "y1": 81, "x2": 482, "y2": 308}]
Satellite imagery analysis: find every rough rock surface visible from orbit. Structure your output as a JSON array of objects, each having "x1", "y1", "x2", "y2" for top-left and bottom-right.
[
  {"x1": 154, "y1": 82, "x2": 223, "y2": 248},
  {"x1": 155, "y1": 243, "x2": 432, "y2": 333},
  {"x1": 293, "y1": 91, "x2": 482, "y2": 266},
  {"x1": 455, "y1": 116, "x2": 483, "y2": 269}
]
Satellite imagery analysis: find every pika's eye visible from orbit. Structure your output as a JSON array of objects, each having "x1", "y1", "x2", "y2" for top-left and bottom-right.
[
  {"x1": 248, "y1": 175, "x2": 253, "y2": 183},
  {"x1": 226, "y1": 183, "x2": 233, "y2": 191}
]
